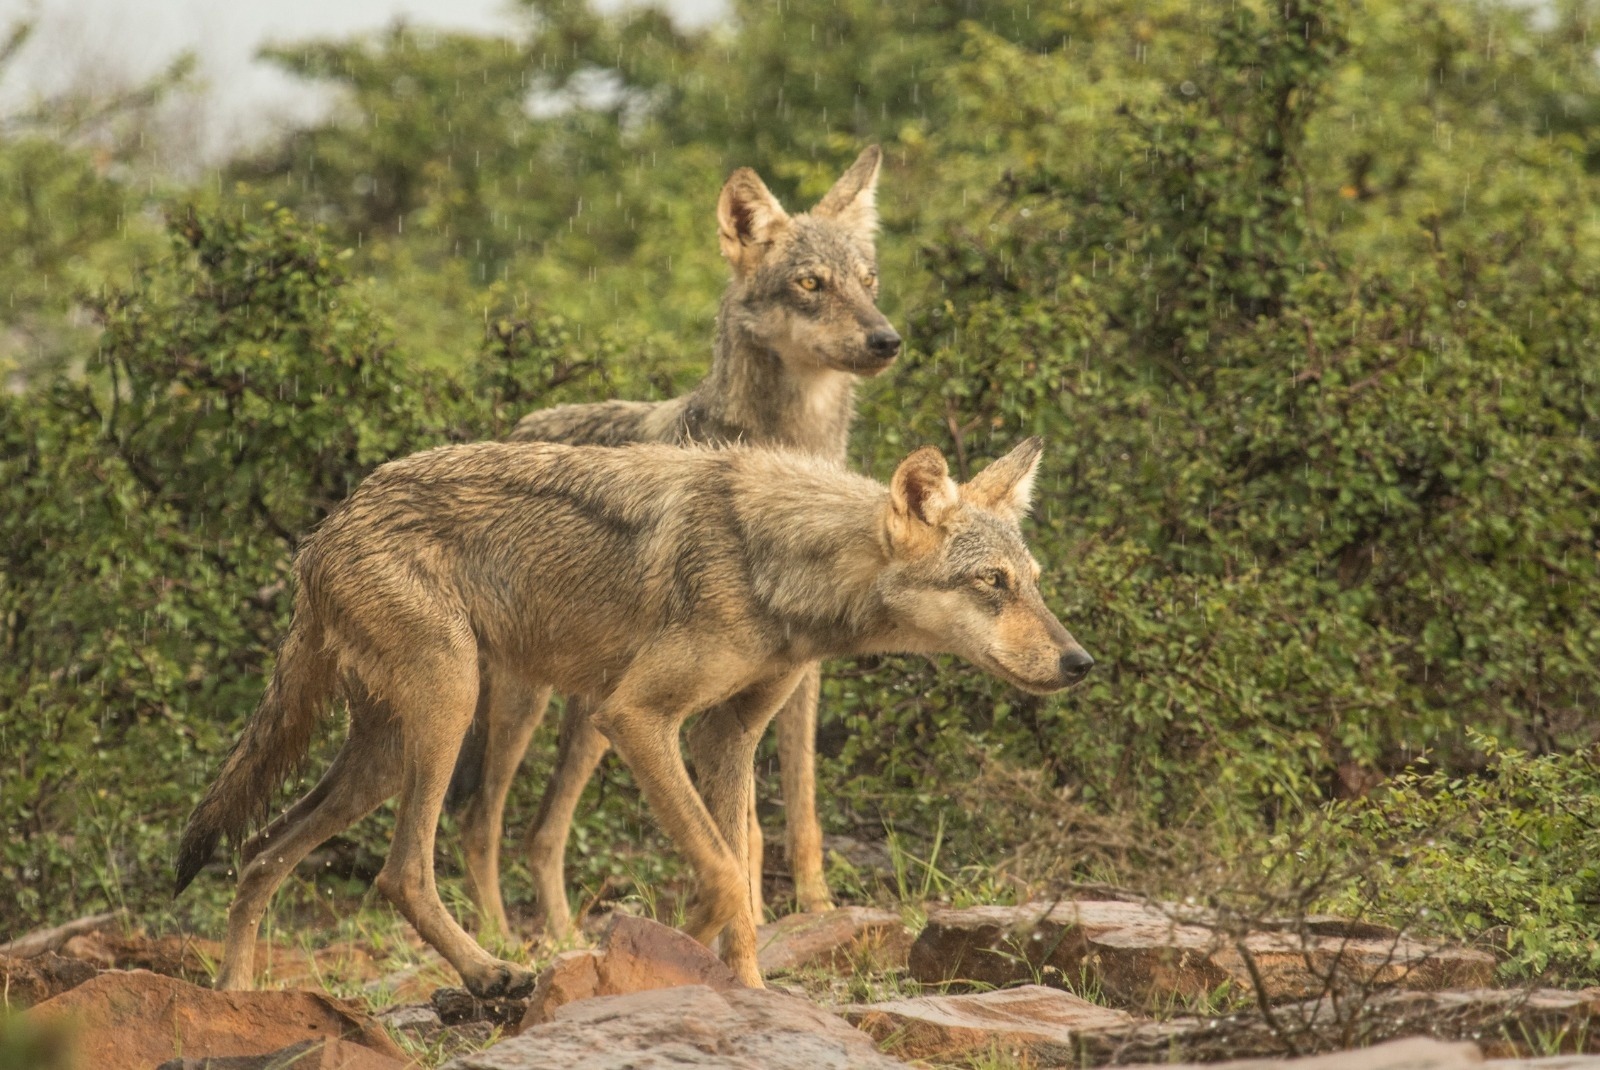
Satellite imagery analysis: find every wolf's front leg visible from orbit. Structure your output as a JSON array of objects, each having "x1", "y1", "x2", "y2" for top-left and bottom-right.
[{"x1": 592, "y1": 679, "x2": 782, "y2": 988}]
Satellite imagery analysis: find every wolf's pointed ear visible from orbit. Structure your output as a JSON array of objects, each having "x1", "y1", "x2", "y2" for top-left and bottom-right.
[
  {"x1": 962, "y1": 437, "x2": 1045, "y2": 519},
  {"x1": 718, "y1": 167, "x2": 791, "y2": 271},
  {"x1": 811, "y1": 145, "x2": 881, "y2": 242},
  {"x1": 887, "y1": 445, "x2": 959, "y2": 551}
]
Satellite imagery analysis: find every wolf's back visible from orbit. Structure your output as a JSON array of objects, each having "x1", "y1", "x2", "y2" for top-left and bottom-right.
[
  {"x1": 507, "y1": 398, "x2": 684, "y2": 448},
  {"x1": 448, "y1": 397, "x2": 687, "y2": 811}
]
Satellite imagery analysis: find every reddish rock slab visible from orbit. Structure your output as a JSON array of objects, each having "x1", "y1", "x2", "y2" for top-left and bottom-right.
[
  {"x1": 1271, "y1": 987, "x2": 1600, "y2": 1059},
  {"x1": 1089, "y1": 921, "x2": 1496, "y2": 1007},
  {"x1": 756, "y1": 907, "x2": 912, "y2": 974},
  {"x1": 1119, "y1": 1036, "x2": 1486, "y2": 1069},
  {"x1": 24, "y1": 970, "x2": 407, "y2": 1068},
  {"x1": 0, "y1": 953, "x2": 98, "y2": 1010},
  {"x1": 1103, "y1": 986, "x2": 1600, "y2": 1066},
  {"x1": 909, "y1": 901, "x2": 1496, "y2": 1007},
  {"x1": 519, "y1": 914, "x2": 740, "y2": 1029},
  {"x1": 846, "y1": 984, "x2": 1141, "y2": 1062},
  {"x1": 154, "y1": 1037, "x2": 409, "y2": 1069},
  {"x1": 450, "y1": 983, "x2": 910, "y2": 1069},
  {"x1": 57, "y1": 929, "x2": 229, "y2": 985},
  {"x1": 909, "y1": 900, "x2": 1164, "y2": 989}
]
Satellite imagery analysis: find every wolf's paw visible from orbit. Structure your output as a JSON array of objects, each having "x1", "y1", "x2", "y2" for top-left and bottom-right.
[
  {"x1": 464, "y1": 960, "x2": 536, "y2": 1000},
  {"x1": 796, "y1": 891, "x2": 836, "y2": 915}
]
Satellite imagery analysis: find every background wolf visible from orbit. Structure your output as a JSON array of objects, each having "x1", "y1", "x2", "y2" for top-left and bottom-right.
[
  {"x1": 174, "y1": 436, "x2": 1092, "y2": 994},
  {"x1": 451, "y1": 144, "x2": 899, "y2": 938}
]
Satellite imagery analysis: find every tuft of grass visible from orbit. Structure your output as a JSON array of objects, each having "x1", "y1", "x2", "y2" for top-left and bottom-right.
[{"x1": 391, "y1": 1021, "x2": 506, "y2": 1069}]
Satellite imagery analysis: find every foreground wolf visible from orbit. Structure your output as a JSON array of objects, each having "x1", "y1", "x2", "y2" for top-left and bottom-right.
[
  {"x1": 454, "y1": 145, "x2": 898, "y2": 937},
  {"x1": 174, "y1": 437, "x2": 1092, "y2": 994}
]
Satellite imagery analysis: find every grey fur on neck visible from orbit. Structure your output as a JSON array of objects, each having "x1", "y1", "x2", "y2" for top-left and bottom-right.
[
  {"x1": 677, "y1": 301, "x2": 858, "y2": 460},
  {"x1": 726, "y1": 455, "x2": 893, "y2": 656}
]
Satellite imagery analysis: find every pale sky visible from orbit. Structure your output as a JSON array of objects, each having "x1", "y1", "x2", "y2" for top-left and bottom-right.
[{"x1": 0, "y1": 0, "x2": 726, "y2": 161}]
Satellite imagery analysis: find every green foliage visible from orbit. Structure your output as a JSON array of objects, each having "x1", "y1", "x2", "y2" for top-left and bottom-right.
[
  {"x1": 839, "y1": 0, "x2": 1600, "y2": 849},
  {"x1": 4, "y1": 0, "x2": 1598, "y2": 987},
  {"x1": 1310, "y1": 733, "x2": 1600, "y2": 982},
  {"x1": 241, "y1": 26, "x2": 538, "y2": 270},
  {"x1": 0, "y1": 205, "x2": 588, "y2": 931}
]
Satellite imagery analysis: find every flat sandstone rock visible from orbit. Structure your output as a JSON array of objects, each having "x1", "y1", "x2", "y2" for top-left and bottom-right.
[
  {"x1": 154, "y1": 1037, "x2": 409, "y2": 1070},
  {"x1": 756, "y1": 906, "x2": 912, "y2": 974},
  {"x1": 910, "y1": 900, "x2": 1496, "y2": 1006},
  {"x1": 450, "y1": 983, "x2": 911, "y2": 1069},
  {"x1": 846, "y1": 983, "x2": 1142, "y2": 1062},
  {"x1": 1117, "y1": 1034, "x2": 1600, "y2": 1068}
]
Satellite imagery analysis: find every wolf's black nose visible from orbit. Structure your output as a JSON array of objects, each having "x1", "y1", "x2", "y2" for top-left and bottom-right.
[
  {"x1": 867, "y1": 329, "x2": 901, "y2": 358},
  {"x1": 1060, "y1": 648, "x2": 1095, "y2": 682}
]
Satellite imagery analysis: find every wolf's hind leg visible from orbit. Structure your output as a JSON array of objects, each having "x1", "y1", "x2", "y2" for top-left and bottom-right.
[
  {"x1": 216, "y1": 725, "x2": 401, "y2": 991},
  {"x1": 520, "y1": 694, "x2": 610, "y2": 940},
  {"x1": 459, "y1": 674, "x2": 552, "y2": 938},
  {"x1": 374, "y1": 644, "x2": 533, "y2": 999},
  {"x1": 775, "y1": 664, "x2": 832, "y2": 913}
]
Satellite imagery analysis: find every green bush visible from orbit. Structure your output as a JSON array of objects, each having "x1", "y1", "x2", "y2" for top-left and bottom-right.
[
  {"x1": 3, "y1": 0, "x2": 1597, "y2": 986},
  {"x1": 824, "y1": 1, "x2": 1600, "y2": 926},
  {"x1": 0, "y1": 206, "x2": 589, "y2": 930},
  {"x1": 1310, "y1": 733, "x2": 1600, "y2": 982}
]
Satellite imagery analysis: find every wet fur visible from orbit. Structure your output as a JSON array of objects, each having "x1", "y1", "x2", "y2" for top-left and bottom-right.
[
  {"x1": 450, "y1": 147, "x2": 897, "y2": 936},
  {"x1": 174, "y1": 438, "x2": 1087, "y2": 994}
]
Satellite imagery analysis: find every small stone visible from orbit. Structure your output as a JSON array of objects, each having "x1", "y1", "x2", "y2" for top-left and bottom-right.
[
  {"x1": 376, "y1": 1002, "x2": 442, "y2": 1033},
  {"x1": 432, "y1": 986, "x2": 480, "y2": 1025},
  {"x1": 431, "y1": 986, "x2": 525, "y2": 1028},
  {"x1": 519, "y1": 915, "x2": 740, "y2": 1030}
]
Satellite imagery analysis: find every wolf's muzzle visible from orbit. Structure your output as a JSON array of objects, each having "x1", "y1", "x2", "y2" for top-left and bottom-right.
[
  {"x1": 867, "y1": 328, "x2": 902, "y2": 360},
  {"x1": 1059, "y1": 647, "x2": 1095, "y2": 684}
]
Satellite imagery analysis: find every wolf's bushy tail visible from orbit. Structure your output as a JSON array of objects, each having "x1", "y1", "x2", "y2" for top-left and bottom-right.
[{"x1": 174, "y1": 611, "x2": 337, "y2": 894}]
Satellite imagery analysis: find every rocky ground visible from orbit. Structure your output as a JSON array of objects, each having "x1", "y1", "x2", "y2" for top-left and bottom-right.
[{"x1": 4, "y1": 892, "x2": 1599, "y2": 1070}]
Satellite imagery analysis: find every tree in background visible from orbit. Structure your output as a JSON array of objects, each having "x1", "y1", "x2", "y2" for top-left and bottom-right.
[{"x1": 0, "y1": 18, "x2": 194, "y2": 381}]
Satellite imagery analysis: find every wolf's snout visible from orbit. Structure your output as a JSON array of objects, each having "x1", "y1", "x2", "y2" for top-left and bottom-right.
[
  {"x1": 866, "y1": 328, "x2": 901, "y2": 359},
  {"x1": 1059, "y1": 647, "x2": 1094, "y2": 684}
]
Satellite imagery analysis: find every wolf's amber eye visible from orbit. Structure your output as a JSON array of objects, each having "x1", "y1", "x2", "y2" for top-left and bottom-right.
[
  {"x1": 864, "y1": 272, "x2": 878, "y2": 288},
  {"x1": 798, "y1": 275, "x2": 821, "y2": 291},
  {"x1": 976, "y1": 569, "x2": 1008, "y2": 590}
]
